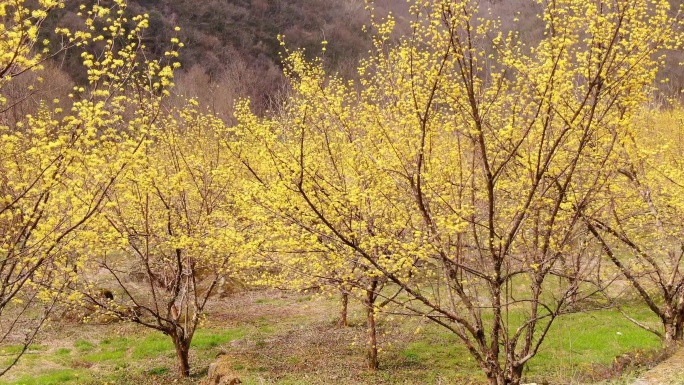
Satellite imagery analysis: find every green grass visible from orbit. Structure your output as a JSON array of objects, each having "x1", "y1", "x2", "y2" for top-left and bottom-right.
[
  {"x1": 130, "y1": 335, "x2": 174, "y2": 359},
  {"x1": 0, "y1": 326, "x2": 248, "y2": 385},
  {"x1": 0, "y1": 294, "x2": 670, "y2": 385},
  {"x1": 83, "y1": 348, "x2": 126, "y2": 363},
  {"x1": 396, "y1": 331, "x2": 486, "y2": 383},
  {"x1": 191, "y1": 328, "x2": 247, "y2": 350},
  {"x1": 8, "y1": 369, "x2": 90, "y2": 385},
  {"x1": 387, "y1": 306, "x2": 662, "y2": 383},
  {"x1": 0, "y1": 345, "x2": 46, "y2": 355},
  {"x1": 54, "y1": 348, "x2": 71, "y2": 356},
  {"x1": 74, "y1": 340, "x2": 94, "y2": 352},
  {"x1": 527, "y1": 307, "x2": 662, "y2": 381}
]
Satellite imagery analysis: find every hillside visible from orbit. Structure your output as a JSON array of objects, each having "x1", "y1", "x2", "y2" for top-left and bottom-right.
[
  {"x1": 25, "y1": 0, "x2": 684, "y2": 115},
  {"x1": 36, "y1": 0, "x2": 378, "y2": 113}
]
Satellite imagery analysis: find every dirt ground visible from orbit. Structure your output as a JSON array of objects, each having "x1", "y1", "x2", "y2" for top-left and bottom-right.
[
  {"x1": 0, "y1": 289, "x2": 455, "y2": 385},
  {"x1": 0, "y1": 288, "x2": 677, "y2": 385},
  {"x1": 633, "y1": 346, "x2": 684, "y2": 385}
]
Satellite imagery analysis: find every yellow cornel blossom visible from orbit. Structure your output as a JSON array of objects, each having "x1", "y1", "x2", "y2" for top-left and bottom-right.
[
  {"x1": 0, "y1": 0, "x2": 683, "y2": 383},
  {"x1": 231, "y1": 0, "x2": 683, "y2": 383},
  {"x1": 0, "y1": 0, "x2": 180, "y2": 376}
]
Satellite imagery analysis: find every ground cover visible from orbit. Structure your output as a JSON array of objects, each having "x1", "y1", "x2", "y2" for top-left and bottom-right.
[{"x1": 0, "y1": 290, "x2": 668, "y2": 384}]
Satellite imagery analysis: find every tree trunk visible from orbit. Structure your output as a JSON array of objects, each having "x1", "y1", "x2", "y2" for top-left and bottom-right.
[
  {"x1": 487, "y1": 374, "x2": 520, "y2": 385},
  {"x1": 365, "y1": 285, "x2": 378, "y2": 370},
  {"x1": 508, "y1": 364, "x2": 524, "y2": 385},
  {"x1": 337, "y1": 291, "x2": 348, "y2": 328},
  {"x1": 665, "y1": 320, "x2": 677, "y2": 344},
  {"x1": 487, "y1": 373, "x2": 505, "y2": 385},
  {"x1": 366, "y1": 302, "x2": 378, "y2": 370},
  {"x1": 485, "y1": 364, "x2": 523, "y2": 385},
  {"x1": 172, "y1": 334, "x2": 191, "y2": 377},
  {"x1": 675, "y1": 307, "x2": 684, "y2": 341}
]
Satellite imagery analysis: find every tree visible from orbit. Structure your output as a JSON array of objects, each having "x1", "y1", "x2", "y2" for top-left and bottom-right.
[
  {"x1": 583, "y1": 107, "x2": 684, "y2": 343},
  {"x1": 234, "y1": 0, "x2": 681, "y2": 383},
  {"x1": 252, "y1": 198, "x2": 397, "y2": 370},
  {"x1": 75, "y1": 103, "x2": 257, "y2": 377},
  {"x1": 0, "y1": 0, "x2": 177, "y2": 375}
]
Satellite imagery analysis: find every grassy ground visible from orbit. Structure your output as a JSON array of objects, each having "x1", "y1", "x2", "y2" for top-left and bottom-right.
[{"x1": 0, "y1": 290, "x2": 668, "y2": 385}]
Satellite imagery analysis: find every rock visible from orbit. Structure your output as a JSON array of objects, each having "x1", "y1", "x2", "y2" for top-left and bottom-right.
[{"x1": 202, "y1": 358, "x2": 242, "y2": 385}]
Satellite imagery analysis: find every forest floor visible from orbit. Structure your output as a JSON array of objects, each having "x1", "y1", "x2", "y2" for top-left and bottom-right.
[
  {"x1": 633, "y1": 347, "x2": 684, "y2": 385},
  {"x1": 0, "y1": 289, "x2": 674, "y2": 385}
]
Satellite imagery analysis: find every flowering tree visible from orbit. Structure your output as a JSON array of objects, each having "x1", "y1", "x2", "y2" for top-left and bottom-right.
[
  {"x1": 583, "y1": 107, "x2": 684, "y2": 343},
  {"x1": 234, "y1": 0, "x2": 681, "y2": 383},
  {"x1": 251, "y1": 197, "x2": 396, "y2": 370},
  {"x1": 75, "y1": 104, "x2": 258, "y2": 377},
  {"x1": 0, "y1": 0, "x2": 176, "y2": 375}
]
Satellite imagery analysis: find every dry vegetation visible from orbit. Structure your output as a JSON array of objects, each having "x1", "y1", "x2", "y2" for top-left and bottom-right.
[{"x1": 32, "y1": 0, "x2": 684, "y2": 115}]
